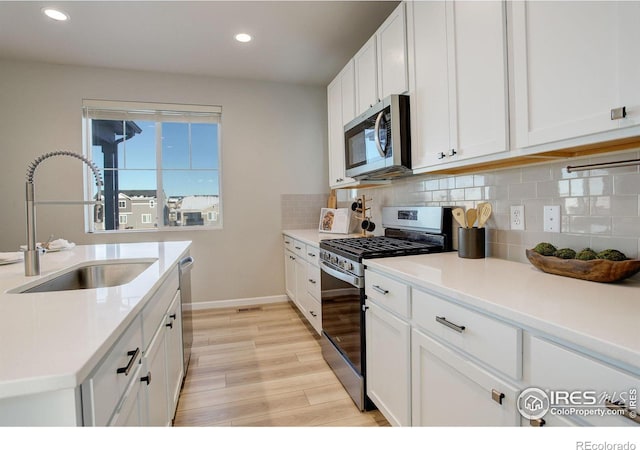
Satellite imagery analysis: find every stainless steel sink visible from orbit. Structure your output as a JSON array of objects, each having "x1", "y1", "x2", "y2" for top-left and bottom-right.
[{"x1": 14, "y1": 260, "x2": 156, "y2": 293}]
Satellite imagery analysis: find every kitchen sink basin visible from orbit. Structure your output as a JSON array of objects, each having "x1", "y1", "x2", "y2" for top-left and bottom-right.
[{"x1": 13, "y1": 260, "x2": 156, "y2": 293}]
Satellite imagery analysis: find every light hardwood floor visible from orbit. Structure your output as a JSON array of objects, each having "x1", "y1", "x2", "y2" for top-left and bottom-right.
[{"x1": 173, "y1": 301, "x2": 389, "y2": 427}]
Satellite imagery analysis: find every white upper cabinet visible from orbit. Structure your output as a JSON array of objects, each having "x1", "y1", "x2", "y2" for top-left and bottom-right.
[
  {"x1": 327, "y1": 62, "x2": 357, "y2": 188},
  {"x1": 409, "y1": 0, "x2": 509, "y2": 171},
  {"x1": 355, "y1": 2, "x2": 409, "y2": 117},
  {"x1": 511, "y1": 1, "x2": 640, "y2": 150}
]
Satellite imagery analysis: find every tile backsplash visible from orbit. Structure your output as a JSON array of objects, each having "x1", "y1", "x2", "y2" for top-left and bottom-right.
[
  {"x1": 281, "y1": 194, "x2": 328, "y2": 230},
  {"x1": 345, "y1": 149, "x2": 640, "y2": 264}
]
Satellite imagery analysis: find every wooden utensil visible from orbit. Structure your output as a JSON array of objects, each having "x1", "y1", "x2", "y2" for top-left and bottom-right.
[
  {"x1": 478, "y1": 203, "x2": 492, "y2": 228},
  {"x1": 452, "y1": 208, "x2": 467, "y2": 228},
  {"x1": 466, "y1": 208, "x2": 477, "y2": 228}
]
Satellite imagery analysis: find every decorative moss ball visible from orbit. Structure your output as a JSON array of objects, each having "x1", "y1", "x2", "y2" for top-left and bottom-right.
[
  {"x1": 554, "y1": 248, "x2": 576, "y2": 259},
  {"x1": 575, "y1": 248, "x2": 598, "y2": 261},
  {"x1": 533, "y1": 242, "x2": 557, "y2": 256},
  {"x1": 596, "y1": 249, "x2": 627, "y2": 261}
]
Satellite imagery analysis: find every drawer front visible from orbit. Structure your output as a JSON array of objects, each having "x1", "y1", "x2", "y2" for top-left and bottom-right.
[
  {"x1": 306, "y1": 263, "x2": 321, "y2": 300},
  {"x1": 302, "y1": 291, "x2": 322, "y2": 335},
  {"x1": 529, "y1": 336, "x2": 640, "y2": 427},
  {"x1": 413, "y1": 289, "x2": 521, "y2": 379},
  {"x1": 283, "y1": 235, "x2": 295, "y2": 252},
  {"x1": 84, "y1": 316, "x2": 143, "y2": 426},
  {"x1": 291, "y1": 240, "x2": 306, "y2": 258},
  {"x1": 305, "y1": 244, "x2": 320, "y2": 267},
  {"x1": 364, "y1": 270, "x2": 410, "y2": 319},
  {"x1": 142, "y1": 267, "x2": 179, "y2": 350}
]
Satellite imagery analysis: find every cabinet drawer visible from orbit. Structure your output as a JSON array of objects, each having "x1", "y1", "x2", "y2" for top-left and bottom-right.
[
  {"x1": 413, "y1": 289, "x2": 521, "y2": 379},
  {"x1": 141, "y1": 267, "x2": 179, "y2": 350},
  {"x1": 529, "y1": 336, "x2": 640, "y2": 427},
  {"x1": 83, "y1": 316, "x2": 143, "y2": 426},
  {"x1": 364, "y1": 270, "x2": 410, "y2": 319},
  {"x1": 305, "y1": 244, "x2": 320, "y2": 267},
  {"x1": 306, "y1": 263, "x2": 321, "y2": 300},
  {"x1": 283, "y1": 235, "x2": 295, "y2": 252}
]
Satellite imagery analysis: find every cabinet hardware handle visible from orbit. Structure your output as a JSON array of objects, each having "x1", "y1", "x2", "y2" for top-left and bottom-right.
[
  {"x1": 307, "y1": 253, "x2": 316, "y2": 258},
  {"x1": 284, "y1": 240, "x2": 291, "y2": 244},
  {"x1": 435, "y1": 316, "x2": 466, "y2": 333},
  {"x1": 308, "y1": 279, "x2": 317, "y2": 284},
  {"x1": 140, "y1": 371, "x2": 152, "y2": 386},
  {"x1": 449, "y1": 148, "x2": 457, "y2": 157},
  {"x1": 290, "y1": 255, "x2": 296, "y2": 260},
  {"x1": 169, "y1": 314, "x2": 176, "y2": 320},
  {"x1": 166, "y1": 320, "x2": 174, "y2": 329},
  {"x1": 611, "y1": 106, "x2": 627, "y2": 120},
  {"x1": 529, "y1": 418, "x2": 546, "y2": 427},
  {"x1": 310, "y1": 311, "x2": 317, "y2": 317},
  {"x1": 116, "y1": 348, "x2": 140, "y2": 376},
  {"x1": 372, "y1": 285, "x2": 389, "y2": 295},
  {"x1": 336, "y1": 178, "x2": 344, "y2": 183},
  {"x1": 437, "y1": 152, "x2": 446, "y2": 160},
  {"x1": 295, "y1": 246, "x2": 302, "y2": 250},
  {"x1": 491, "y1": 389, "x2": 505, "y2": 405},
  {"x1": 605, "y1": 399, "x2": 640, "y2": 424},
  {"x1": 362, "y1": 305, "x2": 370, "y2": 311}
]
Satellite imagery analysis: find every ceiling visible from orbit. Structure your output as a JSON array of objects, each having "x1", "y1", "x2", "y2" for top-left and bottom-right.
[{"x1": 0, "y1": 1, "x2": 400, "y2": 86}]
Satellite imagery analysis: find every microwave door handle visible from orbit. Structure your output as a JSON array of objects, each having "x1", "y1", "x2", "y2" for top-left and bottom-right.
[{"x1": 373, "y1": 111, "x2": 386, "y2": 158}]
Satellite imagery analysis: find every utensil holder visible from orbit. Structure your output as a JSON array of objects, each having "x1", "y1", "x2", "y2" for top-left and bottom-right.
[{"x1": 458, "y1": 227, "x2": 485, "y2": 259}]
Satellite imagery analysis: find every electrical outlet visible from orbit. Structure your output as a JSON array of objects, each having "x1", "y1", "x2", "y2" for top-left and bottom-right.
[
  {"x1": 544, "y1": 205, "x2": 561, "y2": 233},
  {"x1": 510, "y1": 205, "x2": 525, "y2": 230}
]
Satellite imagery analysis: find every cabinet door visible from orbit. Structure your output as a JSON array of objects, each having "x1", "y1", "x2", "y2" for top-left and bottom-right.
[
  {"x1": 284, "y1": 250, "x2": 296, "y2": 300},
  {"x1": 377, "y1": 2, "x2": 408, "y2": 100},
  {"x1": 355, "y1": 35, "x2": 379, "y2": 116},
  {"x1": 294, "y1": 256, "x2": 308, "y2": 310},
  {"x1": 144, "y1": 327, "x2": 170, "y2": 427},
  {"x1": 109, "y1": 364, "x2": 144, "y2": 426},
  {"x1": 408, "y1": 0, "x2": 451, "y2": 169},
  {"x1": 448, "y1": 0, "x2": 509, "y2": 160},
  {"x1": 341, "y1": 60, "x2": 356, "y2": 126},
  {"x1": 165, "y1": 291, "x2": 184, "y2": 420},
  {"x1": 511, "y1": 1, "x2": 640, "y2": 149},
  {"x1": 365, "y1": 301, "x2": 411, "y2": 426},
  {"x1": 412, "y1": 329, "x2": 520, "y2": 426},
  {"x1": 327, "y1": 69, "x2": 356, "y2": 188}
]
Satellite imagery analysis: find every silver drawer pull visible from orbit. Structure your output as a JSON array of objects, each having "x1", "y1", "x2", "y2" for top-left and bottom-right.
[
  {"x1": 372, "y1": 285, "x2": 389, "y2": 295},
  {"x1": 605, "y1": 399, "x2": 640, "y2": 424},
  {"x1": 117, "y1": 347, "x2": 140, "y2": 376},
  {"x1": 529, "y1": 418, "x2": 546, "y2": 427},
  {"x1": 491, "y1": 389, "x2": 505, "y2": 405},
  {"x1": 435, "y1": 316, "x2": 466, "y2": 333}
]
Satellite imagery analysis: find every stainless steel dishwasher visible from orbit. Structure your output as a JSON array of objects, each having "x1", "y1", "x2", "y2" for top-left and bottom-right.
[{"x1": 178, "y1": 256, "x2": 194, "y2": 375}]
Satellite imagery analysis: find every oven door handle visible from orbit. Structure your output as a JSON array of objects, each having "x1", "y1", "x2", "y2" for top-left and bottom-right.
[{"x1": 320, "y1": 261, "x2": 362, "y2": 289}]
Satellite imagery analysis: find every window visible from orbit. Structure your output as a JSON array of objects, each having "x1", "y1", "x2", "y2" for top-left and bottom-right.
[
  {"x1": 119, "y1": 215, "x2": 128, "y2": 225},
  {"x1": 83, "y1": 100, "x2": 222, "y2": 232}
]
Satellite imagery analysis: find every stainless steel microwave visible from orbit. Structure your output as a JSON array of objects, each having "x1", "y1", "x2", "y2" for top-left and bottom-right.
[{"x1": 344, "y1": 94, "x2": 411, "y2": 180}]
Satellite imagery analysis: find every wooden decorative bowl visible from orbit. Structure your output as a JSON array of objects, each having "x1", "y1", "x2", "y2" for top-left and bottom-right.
[{"x1": 525, "y1": 249, "x2": 640, "y2": 283}]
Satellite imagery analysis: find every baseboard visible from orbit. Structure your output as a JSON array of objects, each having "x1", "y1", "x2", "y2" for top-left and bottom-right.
[{"x1": 188, "y1": 294, "x2": 289, "y2": 310}]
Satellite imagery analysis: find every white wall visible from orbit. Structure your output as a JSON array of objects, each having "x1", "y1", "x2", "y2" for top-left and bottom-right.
[{"x1": 0, "y1": 59, "x2": 328, "y2": 303}]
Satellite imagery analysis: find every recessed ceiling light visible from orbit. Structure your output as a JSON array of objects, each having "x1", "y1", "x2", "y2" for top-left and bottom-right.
[
  {"x1": 42, "y1": 8, "x2": 70, "y2": 22},
  {"x1": 235, "y1": 33, "x2": 252, "y2": 43}
]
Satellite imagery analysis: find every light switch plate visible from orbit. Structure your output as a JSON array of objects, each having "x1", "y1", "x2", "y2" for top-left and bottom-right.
[{"x1": 543, "y1": 205, "x2": 561, "y2": 233}]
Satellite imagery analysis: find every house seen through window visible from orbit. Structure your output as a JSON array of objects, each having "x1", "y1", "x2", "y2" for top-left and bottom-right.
[{"x1": 83, "y1": 100, "x2": 222, "y2": 231}]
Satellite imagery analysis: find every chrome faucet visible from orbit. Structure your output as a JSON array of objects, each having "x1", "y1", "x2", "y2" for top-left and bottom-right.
[{"x1": 24, "y1": 151, "x2": 103, "y2": 276}]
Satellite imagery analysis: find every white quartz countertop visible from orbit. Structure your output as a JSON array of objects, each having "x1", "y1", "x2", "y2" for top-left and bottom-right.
[
  {"x1": 0, "y1": 241, "x2": 191, "y2": 400},
  {"x1": 282, "y1": 229, "x2": 366, "y2": 247},
  {"x1": 364, "y1": 253, "x2": 640, "y2": 372}
]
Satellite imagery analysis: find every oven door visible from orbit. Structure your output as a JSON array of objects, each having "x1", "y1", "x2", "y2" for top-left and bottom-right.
[{"x1": 320, "y1": 261, "x2": 365, "y2": 374}]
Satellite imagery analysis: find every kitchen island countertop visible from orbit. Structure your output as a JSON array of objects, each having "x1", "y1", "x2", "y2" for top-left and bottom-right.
[
  {"x1": 364, "y1": 252, "x2": 640, "y2": 372},
  {"x1": 0, "y1": 241, "x2": 191, "y2": 400}
]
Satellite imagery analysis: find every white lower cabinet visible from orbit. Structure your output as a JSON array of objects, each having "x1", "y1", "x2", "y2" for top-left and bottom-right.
[
  {"x1": 109, "y1": 363, "x2": 144, "y2": 426},
  {"x1": 165, "y1": 292, "x2": 184, "y2": 419},
  {"x1": 411, "y1": 329, "x2": 520, "y2": 426},
  {"x1": 143, "y1": 322, "x2": 170, "y2": 426},
  {"x1": 365, "y1": 301, "x2": 411, "y2": 426}
]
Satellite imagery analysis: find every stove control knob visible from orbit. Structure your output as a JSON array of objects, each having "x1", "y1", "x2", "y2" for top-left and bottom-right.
[
  {"x1": 346, "y1": 262, "x2": 354, "y2": 271},
  {"x1": 330, "y1": 256, "x2": 338, "y2": 265}
]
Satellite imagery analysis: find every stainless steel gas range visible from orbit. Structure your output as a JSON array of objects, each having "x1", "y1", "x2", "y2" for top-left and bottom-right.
[{"x1": 318, "y1": 206, "x2": 453, "y2": 411}]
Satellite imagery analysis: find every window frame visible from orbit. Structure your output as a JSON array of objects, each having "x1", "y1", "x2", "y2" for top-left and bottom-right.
[{"x1": 82, "y1": 99, "x2": 223, "y2": 233}]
